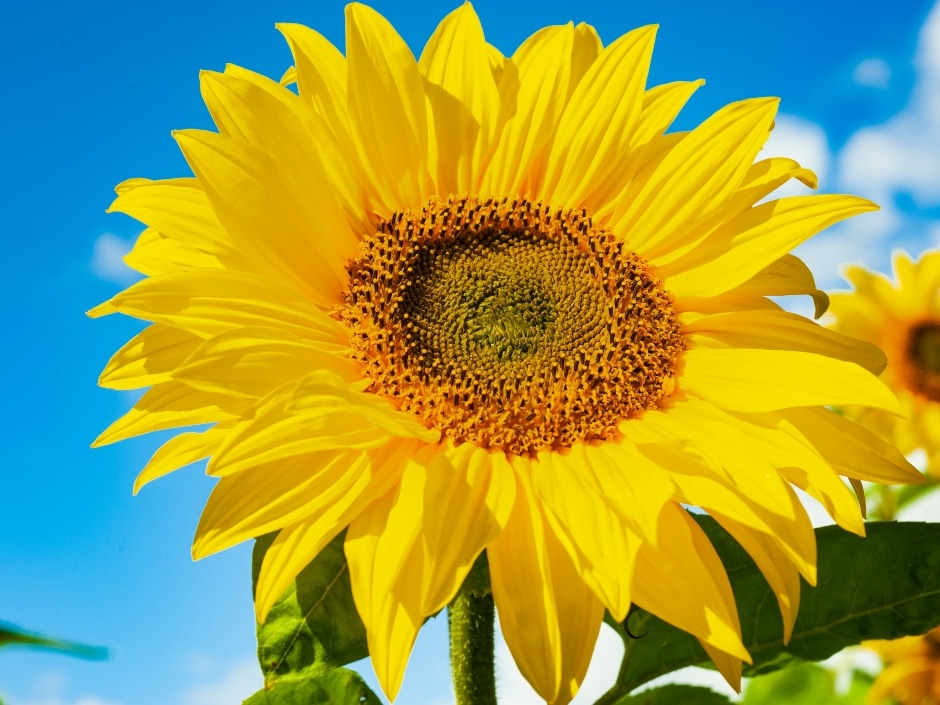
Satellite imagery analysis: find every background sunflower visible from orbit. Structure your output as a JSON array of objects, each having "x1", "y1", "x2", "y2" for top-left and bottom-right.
[{"x1": 828, "y1": 251, "x2": 940, "y2": 480}]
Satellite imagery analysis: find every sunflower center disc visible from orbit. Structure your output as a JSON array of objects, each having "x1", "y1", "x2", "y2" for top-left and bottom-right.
[
  {"x1": 907, "y1": 322, "x2": 940, "y2": 400},
  {"x1": 343, "y1": 196, "x2": 683, "y2": 455}
]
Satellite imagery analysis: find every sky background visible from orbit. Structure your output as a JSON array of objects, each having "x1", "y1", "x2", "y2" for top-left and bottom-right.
[{"x1": 2, "y1": 0, "x2": 940, "y2": 703}]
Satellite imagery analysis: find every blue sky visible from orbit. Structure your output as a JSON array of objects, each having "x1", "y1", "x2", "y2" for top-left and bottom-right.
[{"x1": 1, "y1": 0, "x2": 938, "y2": 703}]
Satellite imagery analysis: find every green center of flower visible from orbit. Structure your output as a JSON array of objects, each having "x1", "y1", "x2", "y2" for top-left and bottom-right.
[{"x1": 343, "y1": 196, "x2": 683, "y2": 455}]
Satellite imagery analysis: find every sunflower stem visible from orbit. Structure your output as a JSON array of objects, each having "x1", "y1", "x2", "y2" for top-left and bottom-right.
[{"x1": 449, "y1": 589, "x2": 497, "y2": 705}]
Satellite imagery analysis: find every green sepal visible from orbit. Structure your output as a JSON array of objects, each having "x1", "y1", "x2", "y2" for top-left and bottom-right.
[
  {"x1": 604, "y1": 519, "x2": 940, "y2": 696},
  {"x1": 242, "y1": 667, "x2": 382, "y2": 704},
  {"x1": 252, "y1": 530, "x2": 368, "y2": 685}
]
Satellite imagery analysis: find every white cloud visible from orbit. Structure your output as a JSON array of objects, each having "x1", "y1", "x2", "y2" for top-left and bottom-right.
[
  {"x1": 760, "y1": 114, "x2": 831, "y2": 197},
  {"x1": 6, "y1": 672, "x2": 125, "y2": 705},
  {"x1": 853, "y1": 58, "x2": 891, "y2": 89},
  {"x1": 838, "y1": 3, "x2": 940, "y2": 207},
  {"x1": 90, "y1": 233, "x2": 138, "y2": 286},
  {"x1": 182, "y1": 658, "x2": 261, "y2": 705}
]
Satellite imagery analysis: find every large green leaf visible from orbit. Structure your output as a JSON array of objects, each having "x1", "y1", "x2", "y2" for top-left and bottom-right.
[
  {"x1": 252, "y1": 530, "x2": 368, "y2": 685},
  {"x1": 242, "y1": 667, "x2": 382, "y2": 704},
  {"x1": 742, "y1": 662, "x2": 873, "y2": 705},
  {"x1": 0, "y1": 623, "x2": 107, "y2": 660},
  {"x1": 612, "y1": 684, "x2": 733, "y2": 704},
  {"x1": 603, "y1": 520, "x2": 940, "y2": 697}
]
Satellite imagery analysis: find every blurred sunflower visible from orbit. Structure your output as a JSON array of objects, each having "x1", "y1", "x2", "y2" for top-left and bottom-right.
[
  {"x1": 91, "y1": 4, "x2": 921, "y2": 702},
  {"x1": 829, "y1": 251, "x2": 940, "y2": 479},
  {"x1": 865, "y1": 626, "x2": 940, "y2": 705}
]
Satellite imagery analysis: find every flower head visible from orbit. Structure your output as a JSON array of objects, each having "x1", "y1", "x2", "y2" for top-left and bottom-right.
[
  {"x1": 865, "y1": 626, "x2": 940, "y2": 705},
  {"x1": 829, "y1": 251, "x2": 940, "y2": 478},
  {"x1": 92, "y1": 4, "x2": 921, "y2": 702}
]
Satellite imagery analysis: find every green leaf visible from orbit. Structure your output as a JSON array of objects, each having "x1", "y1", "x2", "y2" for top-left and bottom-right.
[
  {"x1": 612, "y1": 684, "x2": 733, "y2": 704},
  {"x1": 242, "y1": 667, "x2": 382, "y2": 704},
  {"x1": 0, "y1": 622, "x2": 107, "y2": 660},
  {"x1": 607, "y1": 519, "x2": 940, "y2": 695},
  {"x1": 742, "y1": 663, "x2": 873, "y2": 705},
  {"x1": 252, "y1": 530, "x2": 368, "y2": 685}
]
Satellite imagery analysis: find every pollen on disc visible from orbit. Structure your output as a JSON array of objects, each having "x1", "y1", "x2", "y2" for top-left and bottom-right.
[{"x1": 342, "y1": 196, "x2": 684, "y2": 456}]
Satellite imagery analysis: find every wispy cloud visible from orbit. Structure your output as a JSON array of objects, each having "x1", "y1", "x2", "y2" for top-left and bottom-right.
[
  {"x1": 4, "y1": 670, "x2": 125, "y2": 705},
  {"x1": 89, "y1": 233, "x2": 139, "y2": 286},
  {"x1": 853, "y1": 58, "x2": 891, "y2": 89}
]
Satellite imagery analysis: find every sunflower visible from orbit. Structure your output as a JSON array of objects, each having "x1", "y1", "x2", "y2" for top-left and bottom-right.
[
  {"x1": 864, "y1": 626, "x2": 940, "y2": 705},
  {"x1": 91, "y1": 4, "x2": 921, "y2": 703},
  {"x1": 828, "y1": 251, "x2": 940, "y2": 479}
]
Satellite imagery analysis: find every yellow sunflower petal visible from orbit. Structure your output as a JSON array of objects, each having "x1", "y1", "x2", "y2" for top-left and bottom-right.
[
  {"x1": 173, "y1": 129, "x2": 349, "y2": 306},
  {"x1": 701, "y1": 641, "x2": 744, "y2": 692},
  {"x1": 419, "y1": 2, "x2": 500, "y2": 196},
  {"x1": 681, "y1": 347, "x2": 904, "y2": 414},
  {"x1": 275, "y1": 23, "x2": 348, "y2": 129},
  {"x1": 530, "y1": 448, "x2": 640, "y2": 620},
  {"x1": 779, "y1": 407, "x2": 923, "y2": 484},
  {"x1": 278, "y1": 65, "x2": 296, "y2": 87},
  {"x1": 346, "y1": 2, "x2": 429, "y2": 211},
  {"x1": 634, "y1": 80, "x2": 705, "y2": 149},
  {"x1": 719, "y1": 254, "x2": 829, "y2": 319},
  {"x1": 735, "y1": 410, "x2": 864, "y2": 534},
  {"x1": 99, "y1": 323, "x2": 202, "y2": 391},
  {"x1": 133, "y1": 425, "x2": 226, "y2": 494},
  {"x1": 253, "y1": 439, "x2": 418, "y2": 623},
  {"x1": 579, "y1": 440, "x2": 676, "y2": 547},
  {"x1": 93, "y1": 381, "x2": 243, "y2": 447},
  {"x1": 124, "y1": 227, "x2": 223, "y2": 276},
  {"x1": 421, "y1": 444, "x2": 515, "y2": 613},
  {"x1": 194, "y1": 450, "x2": 373, "y2": 559},
  {"x1": 202, "y1": 66, "x2": 367, "y2": 245},
  {"x1": 710, "y1": 513, "x2": 803, "y2": 642},
  {"x1": 611, "y1": 97, "x2": 778, "y2": 257},
  {"x1": 631, "y1": 502, "x2": 750, "y2": 662},
  {"x1": 208, "y1": 371, "x2": 438, "y2": 476},
  {"x1": 344, "y1": 460, "x2": 426, "y2": 701},
  {"x1": 107, "y1": 177, "x2": 240, "y2": 259},
  {"x1": 542, "y1": 25, "x2": 656, "y2": 210},
  {"x1": 92, "y1": 269, "x2": 347, "y2": 343},
  {"x1": 171, "y1": 326, "x2": 356, "y2": 400},
  {"x1": 489, "y1": 469, "x2": 604, "y2": 705},
  {"x1": 686, "y1": 310, "x2": 887, "y2": 374},
  {"x1": 666, "y1": 195, "x2": 877, "y2": 299},
  {"x1": 650, "y1": 159, "x2": 818, "y2": 269},
  {"x1": 344, "y1": 444, "x2": 475, "y2": 700},
  {"x1": 635, "y1": 442, "x2": 817, "y2": 582},
  {"x1": 479, "y1": 24, "x2": 573, "y2": 196}
]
